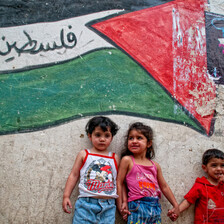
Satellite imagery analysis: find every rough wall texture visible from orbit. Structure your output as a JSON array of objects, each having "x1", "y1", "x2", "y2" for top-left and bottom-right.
[
  {"x1": 1, "y1": 111, "x2": 224, "y2": 224},
  {"x1": 0, "y1": 0, "x2": 224, "y2": 223}
]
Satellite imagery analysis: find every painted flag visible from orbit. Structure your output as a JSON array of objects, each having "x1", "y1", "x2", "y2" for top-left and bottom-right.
[{"x1": 0, "y1": 0, "x2": 217, "y2": 135}]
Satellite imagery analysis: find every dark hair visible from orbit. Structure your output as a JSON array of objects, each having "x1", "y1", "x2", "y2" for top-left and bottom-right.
[
  {"x1": 85, "y1": 116, "x2": 119, "y2": 137},
  {"x1": 202, "y1": 148, "x2": 224, "y2": 165},
  {"x1": 121, "y1": 122, "x2": 155, "y2": 159}
]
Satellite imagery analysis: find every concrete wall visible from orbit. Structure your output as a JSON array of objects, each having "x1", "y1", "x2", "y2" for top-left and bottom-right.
[
  {"x1": 0, "y1": 0, "x2": 224, "y2": 223},
  {"x1": 1, "y1": 111, "x2": 224, "y2": 223}
]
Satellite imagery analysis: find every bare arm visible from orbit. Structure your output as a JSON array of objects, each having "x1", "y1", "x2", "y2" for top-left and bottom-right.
[
  {"x1": 116, "y1": 156, "x2": 131, "y2": 218},
  {"x1": 179, "y1": 199, "x2": 191, "y2": 213},
  {"x1": 121, "y1": 182, "x2": 130, "y2": 221},
  {"x1": 62, "y1": 150, "x2": 86, "y2": 213},
  {"x1": 114, "y1": 153, "x2": 120, "y2": 169},
  {"x1": 156, "y1": 162, "x2": 180, "y2": 218}
]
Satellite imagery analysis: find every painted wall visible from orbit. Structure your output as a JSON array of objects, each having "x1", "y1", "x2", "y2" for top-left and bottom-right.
[{"x1": 0, "y1": 0, "x2": 224, "y2": 223}]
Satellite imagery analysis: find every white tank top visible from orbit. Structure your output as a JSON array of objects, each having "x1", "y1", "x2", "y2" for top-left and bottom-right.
[{"x1": 78, "y1": 149, "x2": 118, "y2": 198}]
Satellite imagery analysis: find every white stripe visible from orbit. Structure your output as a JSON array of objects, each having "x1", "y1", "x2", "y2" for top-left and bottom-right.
[{"x1": 0, "y1": 10, "x2": 123, "y2": 72}]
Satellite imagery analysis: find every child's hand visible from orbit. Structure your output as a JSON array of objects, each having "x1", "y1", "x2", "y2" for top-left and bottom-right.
[
  {"x1": 167, "y1": 210, "x2": 177, "y2": 222},
  {"x1": 167, "y1": 206, "x2": 179, "y2": 222},
  {"x1": 121, "y1": 209, "x2": 130, "y2": 221},
  {"x1": 120, "y1": 203, "x2": 130, "y2": 221},
  {"x1": 62, "y1": 197, "x2": 72, "y2": 214}
]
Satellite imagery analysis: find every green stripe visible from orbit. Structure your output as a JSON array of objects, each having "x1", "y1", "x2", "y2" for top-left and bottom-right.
[{"x1": 0, "y1": 49, "x2": 203, "y2": 134}]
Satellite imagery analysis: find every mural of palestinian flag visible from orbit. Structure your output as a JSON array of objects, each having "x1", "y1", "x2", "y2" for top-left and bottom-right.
[
  {"x1": 0, "y1": 0, "x2": 217, "y2": 135},
  {"x1": 89, "y1": 0, "x2": 216, "y2": 134}
]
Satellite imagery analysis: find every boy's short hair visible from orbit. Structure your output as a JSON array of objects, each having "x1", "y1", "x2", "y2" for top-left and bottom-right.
[
  {"x1": 85, "y1": 116, "x2": 119, "y2": 136},
  {"x1": 202, "y1": 148, "x2": 224, "y2": 165}
]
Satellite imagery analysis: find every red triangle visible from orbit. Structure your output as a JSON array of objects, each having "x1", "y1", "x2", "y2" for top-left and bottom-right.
[{"x1": 92, "y1": 0, "x2": 216, "y2": 135}]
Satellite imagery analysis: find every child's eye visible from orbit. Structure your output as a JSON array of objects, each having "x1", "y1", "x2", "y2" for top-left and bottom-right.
[
  {"x1": 95, "y1": 133, "x2": 101, "y2": 137},
  {"x1": 128, "y1": 137, "x2": 134, "y2": 140},
  {"x1": 137, "y1": 136, "x2": 143, "y2": 140},
  {"x1": 105, "y1": 134, "x2": 111, "y2": 138}
]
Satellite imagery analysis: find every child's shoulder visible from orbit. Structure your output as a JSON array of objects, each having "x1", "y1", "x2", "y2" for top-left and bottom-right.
[
  {"x1": 151, "y1": 160, "x2": 161, "y2": 170},
  {"x1": 77, "y1": 149, "x2": 87, "y2": 158},
  {"x1": 119, "y1": 155, "x2": 133, "y2": 170},
  {"x1": 121, "y1": 155, "x2": 133, "y2": 163}
]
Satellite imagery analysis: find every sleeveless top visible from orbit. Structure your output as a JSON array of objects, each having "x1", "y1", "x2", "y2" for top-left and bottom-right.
[
  {"x1": 126, "y1": 156, "x2": 161, "y2": 202},
  {"x1": 78, "y1": 149, "x2": 118, "y2": 198}
]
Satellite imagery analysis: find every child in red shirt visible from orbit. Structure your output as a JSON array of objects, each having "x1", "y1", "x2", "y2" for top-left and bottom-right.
[{"x1": 169, "y1": 148, "x2": 224, "y2": 223}]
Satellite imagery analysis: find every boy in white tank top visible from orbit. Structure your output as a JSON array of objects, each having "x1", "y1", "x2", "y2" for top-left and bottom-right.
[{"x1": 62, "y1": 116, "x2": 119, "y2": 224}]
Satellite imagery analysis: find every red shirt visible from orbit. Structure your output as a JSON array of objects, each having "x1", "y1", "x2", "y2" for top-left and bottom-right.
[{"x1": 184, "y1": 176, "x2": 224, "y2": 224}]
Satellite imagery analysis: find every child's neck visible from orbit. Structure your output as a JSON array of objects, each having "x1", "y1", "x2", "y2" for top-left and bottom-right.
[
  {"x1": 133, "y1": 149, "x2": 148, "y2": 160},
  {"x1": 134, "y1": 153, "x2": 146, "y2": 160},
  {"x1": 206, "y1": 176, "x2": 219, "y2": 186},
  {"x1": 133, "y1": 155, "x2": 152, "y2": 166},
  {"x1": 90, "y1": 147, "x2": 109, "y2": 155}
]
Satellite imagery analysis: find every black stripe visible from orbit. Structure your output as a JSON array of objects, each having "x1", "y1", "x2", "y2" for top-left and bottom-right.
[{"x1": 0, "y1": 0, "x2": 173, "y2": 27}]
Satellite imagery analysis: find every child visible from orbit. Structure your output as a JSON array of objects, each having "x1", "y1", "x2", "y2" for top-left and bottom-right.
[
  {"x1": 62, "y1": 116, "x2": 119, "y2": 224},
  {"x1": 117, "y1": 122, "x2": 179, "y2": 224},
  {"x1": 169, "y1": 148, "x2": 224, "y2": 223}
]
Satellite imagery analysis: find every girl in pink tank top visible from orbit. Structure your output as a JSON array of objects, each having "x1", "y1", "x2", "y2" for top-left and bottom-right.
[{"x1": 117, "y1": 122, "x2": 180, "y2": 224}]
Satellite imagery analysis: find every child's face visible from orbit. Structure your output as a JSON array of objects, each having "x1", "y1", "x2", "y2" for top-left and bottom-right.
[
  {"x1": 202, "y1": 158, "x2": 224, "y2": 184},
  {"x1": 128, "y1": 129, "x2": 151, "y2": 156},
  {"x1": 88, "y1": 126, "x2": 113, "y2": 152}
]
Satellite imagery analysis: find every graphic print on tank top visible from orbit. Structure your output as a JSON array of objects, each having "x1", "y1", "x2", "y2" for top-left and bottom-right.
[
  {"x1": 84, "y1": 158, "x2": 115, "y2": 195},
  {"x1": 136, "y1": 172, "x2": 160, "y2": 197}
]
